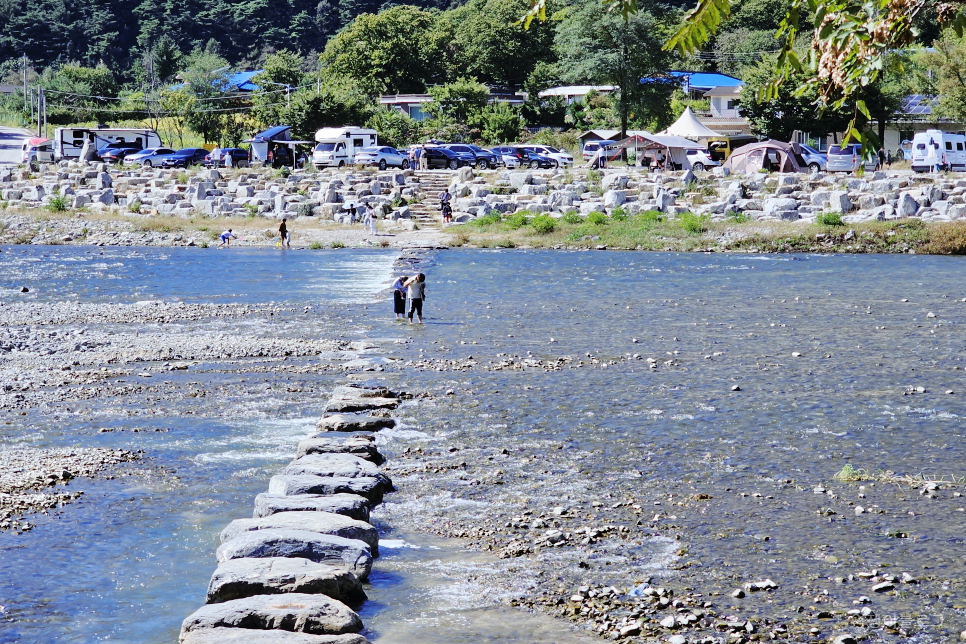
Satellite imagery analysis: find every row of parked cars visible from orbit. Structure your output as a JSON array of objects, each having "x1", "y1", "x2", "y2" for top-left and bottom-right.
[{"x1": 351, "y1": 143, "x2": 576, "y2": 171}]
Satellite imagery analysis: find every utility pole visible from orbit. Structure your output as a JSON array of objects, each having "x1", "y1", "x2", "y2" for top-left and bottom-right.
[{"x1": 22, "y1": 54, "x2": 28, "y2": 113}]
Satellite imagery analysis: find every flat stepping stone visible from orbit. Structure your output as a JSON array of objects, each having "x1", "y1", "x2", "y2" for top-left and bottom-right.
[
  {"x1": 216, "y1": 529, "x2": 372, "y2": 580},
  {"x1": 315, "y1": 415, "x2": 395, "y2": 433},
  {"x1": 180, "y1": 593, "x2": 362, "y2": 639},
  {"x1": 282, "y1": 454, "x2": 392, "y2": 492},
  {"x1": 253, "y1": 494, "x2": 371, "y2": 522},
  {"x1": 331, "y1": 385, "x2": 397, "y2": 399},
  {"x1": 324, "y1": 398, "x2": 398, "y2": 414},
  {"x1": 221, "y1": 511, "x2": 379, "y2": 557},
  {"x1": 296, "y1": 436, "x2": 384, "y2": 465},
  {"x1": 206, "y1": 557, "x2": 366, "y2": 604},
  {"x1": 181, "y1": 629, "x2": 369, "y2": 644},
  {"x1": 268, "y1": 476, "x2": 386, "y2": 504}
]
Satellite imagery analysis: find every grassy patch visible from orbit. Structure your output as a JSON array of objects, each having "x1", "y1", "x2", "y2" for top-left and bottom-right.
[
  {"x1": 816, "y1": 212, "x2": 845, "y2": 226},
  {"x1": 309, "y1": 241, "x2": 322, "y2": 249},
  {"x1": 834, "y1": 464, "x2": 875, "y2": 482},
  {"x1": 678, "y1": 212, "x2": 709, "y2": 234}
]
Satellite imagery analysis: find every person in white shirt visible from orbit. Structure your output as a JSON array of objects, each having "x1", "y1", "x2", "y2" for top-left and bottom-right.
[{"x1": 404, "y1": 273, "x2": 426, "y2": 324}]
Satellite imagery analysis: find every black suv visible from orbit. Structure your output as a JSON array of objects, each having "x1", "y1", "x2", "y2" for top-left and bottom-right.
[{"x1": 440, "y1": 143, "x2": 499, "y2": 170}]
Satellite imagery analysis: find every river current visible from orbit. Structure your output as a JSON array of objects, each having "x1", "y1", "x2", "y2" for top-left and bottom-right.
[{"x1": 1, "y1": 247, "x2": 964, "y2": 643}]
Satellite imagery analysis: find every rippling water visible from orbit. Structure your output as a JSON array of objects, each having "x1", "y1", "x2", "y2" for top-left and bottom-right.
[{"x1": 2, "y1": 247, "x2": 965, "y2": 643}]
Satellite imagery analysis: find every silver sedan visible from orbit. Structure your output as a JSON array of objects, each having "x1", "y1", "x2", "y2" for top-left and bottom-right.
[{"x1": 354, "y1": 146, "x2": 410, "y2": 170}]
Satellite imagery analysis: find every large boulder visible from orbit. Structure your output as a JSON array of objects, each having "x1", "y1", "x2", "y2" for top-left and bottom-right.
[
  {"x1": 330, "y1": 385, "x2": 396, "y2": 400},
  {"x1": 220, "y1": 511, "x2": 379, "y2": 556},
  {"x1": 182, "y1": 629, "x2": 368, "y2": 644},
  {"x1": 267, "y1": 475, "x2": 387, "y2": 504},
  {"x1": 206, "y1": 557, "x2": 366, "y2": 604},
  {"x1": 281, "y1": 454, "x2": 392, "y2": 492},
  {"x1": 253, "y1": 493, "x2": 371, "y2": 522},
  {"x1": 315, "y1": 415, "x2": 394, "y2": 433},
  {"x1": 602, "y1": 190, "x2": 626, "y2": 208},
  {"x1": 763, "y1": 197, "x2": 799, "y2": 217},
  {"x1": 897, "y1": 192, "x2": 920, "y2": 218},
  {"x1": 216, "y1": 529, "x2": 372, "y2": 580},
  {"x1": 296, "y1": 436, "x2": 384, "y2": 464},
  {"x1": 180, "y1": 593, "x2": 362, "y2": 639}
]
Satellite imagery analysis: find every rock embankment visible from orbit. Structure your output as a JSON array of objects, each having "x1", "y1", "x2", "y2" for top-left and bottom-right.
[{"x1": 180, "y1": 383, "x2": 403, "y2": 643}]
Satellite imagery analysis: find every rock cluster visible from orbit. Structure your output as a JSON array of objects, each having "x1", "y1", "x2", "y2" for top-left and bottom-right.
[{"x1": 180, "y1": 383, "x2": 401, "y2": 643}]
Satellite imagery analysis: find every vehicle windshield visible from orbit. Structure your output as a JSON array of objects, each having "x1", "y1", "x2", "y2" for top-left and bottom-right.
[
  {"x1": 315, "y1": 143, "x2": 336, "y2": 152},
  {"x1": 543, "y1": 146, "x2": 560, "y2": 153},
  {"x1": 800, "y1": 144, "x2": 820, "y2": 155}
]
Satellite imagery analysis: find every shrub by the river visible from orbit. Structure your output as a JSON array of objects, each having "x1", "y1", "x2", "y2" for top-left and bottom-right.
[
  {"x1": 816, "y1": 212, "x2": 845, "y2": 226},
  {"x1": 46, "y1": 191, "x2": 68, "y2": 212},
  {"x1": 924, "y1": 221, "x2": 966, "y2": 254},
  {"x1": 611, "y1": 207, "x2": 628, "y2": 221},
  {"x1": 529, "y1": 214, "x2": 556, "y2": 234},
  {"x1": 833, "y1": 464, "x2": 874, "y2": 481},
  {"x1": 728, "y1": 211, "x2": 750, "y2": 223},
  {"x1": 309, "y1": 241, "x2": 322, "y2": 249},
  {"x1": 504, "y1": 211, "x2": 531, "y2": 229},
  {"x1": 471, "y1": 212, "x2": 502, "y2": 228},
  {"x1": 561, "y1": 210, "x2": 583, "y2": 224},
  {"x1": 587, "y1": 211, "x2": 608, "y2": 225},
  {"x1": 678, "y1": 212, "x2": 709, "y2": 234}
]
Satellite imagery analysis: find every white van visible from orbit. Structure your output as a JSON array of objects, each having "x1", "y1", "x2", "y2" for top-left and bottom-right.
[
  {"x1": 53, "y1": 127, "x2": 162, "y2": 162},
  {"x1": 312, "y1": 127, "x2": 378, "y2": 168},
  {"x1": 911, "y1": 129, "x2": 966, "y2": 172},
  {"x1": 21, "y1": 137, "x2": 54, "y2": 169}
]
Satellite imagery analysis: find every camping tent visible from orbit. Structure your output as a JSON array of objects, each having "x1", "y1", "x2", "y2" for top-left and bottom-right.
[
  {"x1": 612, "y1": 133, "x2": 704, "y2": 170},
  {"x1": 723, "y1": 140, "x2": 805, "y2": 174},
  {"x1": 660, "y1": 107, "x2": 721, "y2": 140}
]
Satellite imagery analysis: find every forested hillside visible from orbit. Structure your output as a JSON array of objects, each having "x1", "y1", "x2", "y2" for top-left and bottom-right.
[{"x1": 0, "y1": 0, "x2": 452, "y2": 72}]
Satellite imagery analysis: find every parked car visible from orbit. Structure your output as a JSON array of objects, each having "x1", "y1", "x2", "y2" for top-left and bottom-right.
[
  {"x1": 161, "y1": 148, "x2": 211, "y2": 168},
  {"x1": 97, "y1": 140, "x2": 143, "y2": 164},
  {"x1": 123, "y1": 147, "x2": 176, "y2": 167},
  {"x1": 440, "y1": 144, "x2": 499, "y2": 169},
  {"x1": 826, "y1": 143, "x2": 878, "y2": 173},
  {"x1": 684, "y1": 148, "x2": 719, "y2": 171},
  {"x1": 203, "y1": 148, "x2": 250, "y2": 168},
  {"x1": 519, "y1": 144, "x2": 574, "y2": 167},
  {"x1": 491, "y1": 145, "x2": 558, "y2": 169},
  {"x1": 21, "y1": 137, "x2": 54, "y2": 169},
  {"x1": 354, "y1": 146, "x2": 410, "y2": 170},
  {"x1": 799, "y1": 143, "x2": 827, "y2": 172},
  {"x1": 423, "y1": 146, "x2": 475, "y2": 169}
]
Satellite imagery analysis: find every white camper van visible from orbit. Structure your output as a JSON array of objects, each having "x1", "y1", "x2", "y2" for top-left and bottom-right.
[
  {"x1": 312, "y1": 127, "x2": 378, "y2": 168},
  {"x1": 911, "y1": 129, "x2": 966, "y2": 172},
  {"x1": 53, "y1": 127, "x2": 162, "y2": 162}
]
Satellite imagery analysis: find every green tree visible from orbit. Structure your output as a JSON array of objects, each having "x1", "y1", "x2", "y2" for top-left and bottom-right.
[
  {"x1": 253, "y1": 51, "x2": 306, "y2": 130},
  {"x1": 366, "y1": 107, "x2": 422, "y2": 149},
  {"x1": 479, "y1": 102, "x2": 525, "y2": 144},
  {"x1": 920, "y1": 31, "x2": 966, "y2": 123},
  {"x1": 449, "y1": 0, "x2": 556, "y2": 88},
  {"x1": 424, "y1": 78, "x2": 491, "y2": 123},
  {"x1": 319, "y1": 6, "x2": 455, "y2": 95},
  {"x1": 554, "y1": 0, "x2": 675, "y2": 138},
  {"x1": 275, "y1": 76, "x2": 374, "y2": 140},
  {"x1": 177, "y1": 48, "x2": 233, "y2": 144},
  {"x1": 737, "y1": 55, "x2": 851, "y2": 140}
]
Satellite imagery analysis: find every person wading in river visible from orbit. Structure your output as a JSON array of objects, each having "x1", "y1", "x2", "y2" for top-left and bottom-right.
[
  {"x1": 391, "y1": 275, "x2": 407, "y2": 320},
  {"x1": 404, "y1": 273, "x2": 426, "y2": 324}
]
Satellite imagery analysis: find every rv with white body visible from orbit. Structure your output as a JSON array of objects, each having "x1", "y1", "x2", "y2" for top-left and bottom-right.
[
  {"x1": 312, "y1": 127, "x2": 378, "y2": 168},
  {"x1": 911, "y1": 129, "x2": 966, "y2": 172},
  {"x1": 52, "y1": 127, "x2": 162, "y2": 162}
]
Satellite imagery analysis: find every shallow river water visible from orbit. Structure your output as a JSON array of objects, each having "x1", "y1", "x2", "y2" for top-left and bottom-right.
[{"x1": 2, "y1": 247, "x2": 965, "y2": 643}]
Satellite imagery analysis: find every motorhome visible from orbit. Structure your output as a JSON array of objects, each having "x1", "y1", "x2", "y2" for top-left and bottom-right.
[
  {"x1": 312, "y1": 127, "x2": 378, "y2": 168},
  {"x1": 52, "y1": 127, "x2": 162, "y2": 162},
  {"x1": 910, "y1": 129, "x2": 966, "y2": 172},
  {"x1": 21, "y1": 137, "x2": 54, "y2": 169}
]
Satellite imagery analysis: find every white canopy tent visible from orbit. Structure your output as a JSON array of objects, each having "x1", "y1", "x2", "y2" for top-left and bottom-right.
[
  {"x1": 612, "y1": 133, "x2": 702, "y2": 170},
  {"x1": 660, "y1": 107, "x2": 721, "y2": 140}
]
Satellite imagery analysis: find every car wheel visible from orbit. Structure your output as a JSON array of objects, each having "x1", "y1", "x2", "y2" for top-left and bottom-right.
[
  {"x1": 552, "y1": 160, "x2": 560, "y2": 168},
  {"x1": 809, "y1": 162, "x2": 820, "y2": 173},
  {"x1": 142, "y1": 160, "x2": 152, "y2": 167},
  {"x1": 401, "y1": 159, "x2": 410, "y2": 170},
  {"x1": 379, "y1": 159, "x2": 387, "y2": 171},
  {"x1": 338, "y1": 160, "x2": 345, "y2": 168},
  {"x1": 476, "y1": 159, "x2": 488, "y2": 170},
  {"x1": 529, "y1": 160, "x2": 539, "y2": 169},
  {"x1": 448, "y1": 159, "x2": 458, "y2": 170},
  {"x1": 693, "y1": 162, "x2": 705, "y2": 171}
]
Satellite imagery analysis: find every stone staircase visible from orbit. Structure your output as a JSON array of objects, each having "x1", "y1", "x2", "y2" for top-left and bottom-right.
[{"x1": 407, "y1": 171, "x2": 452, "y2": 229}]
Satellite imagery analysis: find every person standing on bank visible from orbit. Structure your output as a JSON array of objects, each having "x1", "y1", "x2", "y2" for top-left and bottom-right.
[
  {"x1": 391, "y1": 275, "x2": 407, "y2": 320},
  {"x1": 438, "y1": 188, "x2": 452, "y2": 223},
  {"x1": 405, "y1": 273, "x2": 426, "y2": 324},
  {"x1": 363, "y1": 201, "x2": 377, "y2": 235},
  {"x1": 278, "y1": 218, "x2": 291, "y2": 248}
]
